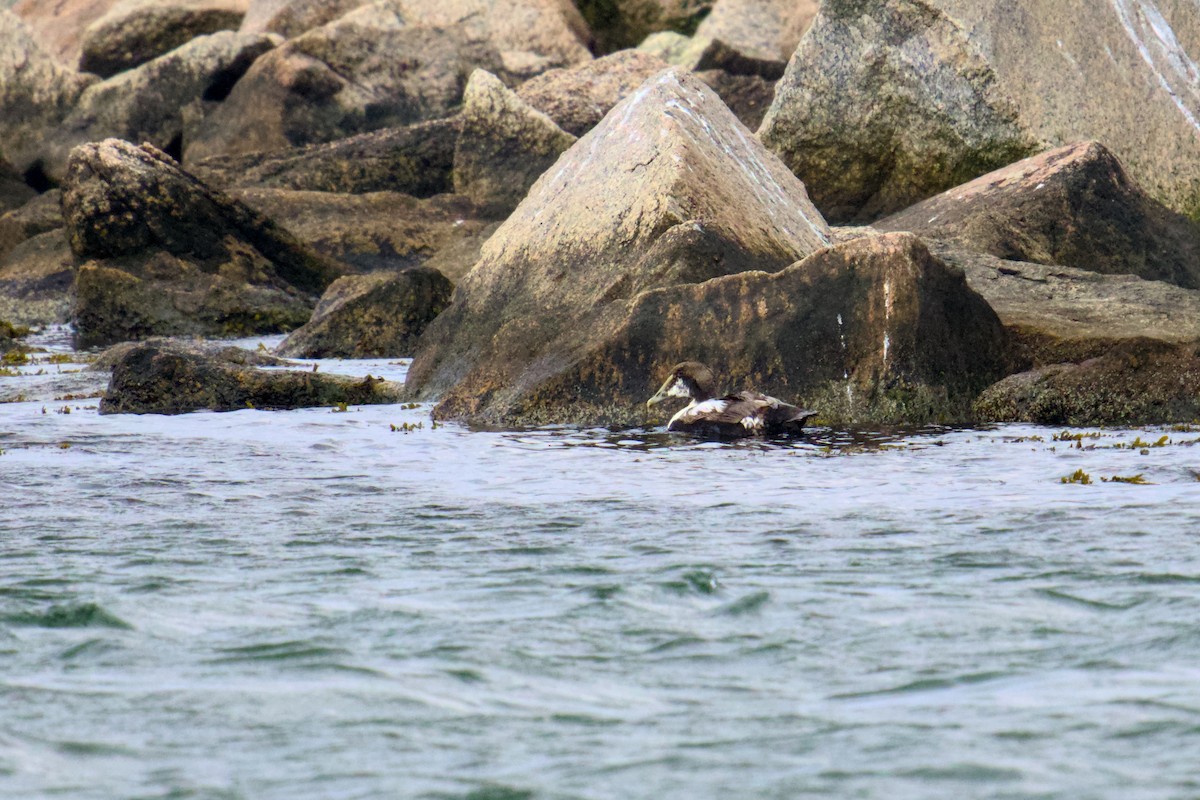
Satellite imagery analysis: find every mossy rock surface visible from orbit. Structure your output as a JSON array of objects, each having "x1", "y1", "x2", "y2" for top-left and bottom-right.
[{"x1": 99, "y1": 340, "x2": 404, "y2": 414}]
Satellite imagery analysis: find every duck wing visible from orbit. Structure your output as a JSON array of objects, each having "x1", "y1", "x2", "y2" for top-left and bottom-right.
[{"x1": 669, "y1": 393, "x2": 816, "y2": 436}]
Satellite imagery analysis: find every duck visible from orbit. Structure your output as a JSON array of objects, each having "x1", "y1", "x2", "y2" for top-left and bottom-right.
[{"x1": 646, "y1": 361, "x2": 818, "y2": 438}]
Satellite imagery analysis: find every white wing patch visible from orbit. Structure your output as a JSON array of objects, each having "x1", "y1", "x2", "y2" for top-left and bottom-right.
[
  {"x1": 670, "y1": 398, "x2": 728, "y2": 427},
  {"x1": 740, "y1": 415, "x2": 765, "y2": 430}
]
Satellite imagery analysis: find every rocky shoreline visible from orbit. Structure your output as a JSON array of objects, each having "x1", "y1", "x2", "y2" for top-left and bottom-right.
[{"x1": 4, "y1": 0, "x2": 1200, "y2": 426}]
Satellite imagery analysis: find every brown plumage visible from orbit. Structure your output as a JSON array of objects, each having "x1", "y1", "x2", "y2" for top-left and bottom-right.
[{"x1": 646, "y1": 362, "x2": 818, "y2": 438}]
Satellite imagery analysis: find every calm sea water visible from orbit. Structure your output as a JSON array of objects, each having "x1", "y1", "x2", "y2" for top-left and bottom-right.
[{"x1": 2, "y1": 332, "x2": 1200, "y2": 799}]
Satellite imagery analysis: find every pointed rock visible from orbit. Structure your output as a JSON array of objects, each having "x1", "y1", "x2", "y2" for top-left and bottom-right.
[
  {"x1": 405, "y1": 68, "x2": 833, "y2": 423},
  {"x1": 876, "y1": 142, "x2": 1200, "y2": 289},
  {"x1": 62, "y1": 140, "x2": 340, "y2": 347},
  {"x1": 276, "y1": 266, "x2": 453, "y2": 358},
  {"x1": 454, "y1": 69, "x2": 577, "y2": 215}
]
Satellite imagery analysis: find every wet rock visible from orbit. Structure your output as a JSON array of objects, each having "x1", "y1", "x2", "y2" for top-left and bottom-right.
[
  {"x1": 79, "y1": 0, "x2": 248, "y2": 78},
  {"x1": 0, "y1": 11, "x2": 97, "y2": 179},
  {"x1": 515, "y1": 49, "x2": 667, "y2": 136},
  {"x1": 62, "y1": 140, "x2": 340, "y2": 347},
  {"x1": 43, "y1": 31, "x2": 279, "y2": 182},
  {"x1": 98, "y1": 340, "x2": 403, "y2": 414},
  {"x1": 183, "y1": 6, "x2": 502, "y2": 161},
  {"x1": 0, "y1": 190, "x2": 63, "y2": 262},
  {"x1": 0, "y1": 230, "x2": 78, "y2": 327},
  {"x1": 188, "y1": 117, "x2": 459, "y2": 196},
  {"x1": 10, "y1": 0, "x2": 121, "y2": 68},
  {"x1": 454, "y1": 69, "x2": 576, "y2": 215},
  {"x1": 762, "y1": 0, "x2": 1200, "y2": 222},
  {"x1": 489, "y1": 233, "x2": 1009, "y2": 426},
  {"x1": 934, "y1": 242, "x2": 1200, "y2": 368},
  {"x1": 875, "y1": 141, "x2": 1200, "y2": 289},
  {"x1": 576, "y1": 0, "x2": 711, "y2": 53},
  {"x1": 405, "y1": 68, "x2": 833, "y2": 424},
  {"x1": 1, "y1": 159, "x2": 36, "y2": 214},
  {"x1": 90, "y1": 336, "x2": 293, "y2": 370},
  {"x1": 0, "y1": 317, "x2": 30, "y2": 358},
  {"x1": 232, "y1": 189, "x2": 497, "y2": 272},
  {"x1": 973, "y1": 339, "x2": 1200, "y2": 426},
  {"x1": 276, "y1": 266, "x2": 453, "y2": 358},
  {"x1": 759, "y1": 0, "x2": 1038, "y2": 223},
  {"x1": 691, "y1": 0, "x2": 816, "y2": 62},
  {"x1": 240, "y1": 0, "x2": 366, "y2": 38}
]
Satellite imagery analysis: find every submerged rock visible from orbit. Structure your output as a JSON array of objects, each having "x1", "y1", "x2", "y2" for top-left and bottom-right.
[
  {"x1": 276, "y1": 267, "x2": 453, "y2": 358},
  {"x1": 876, "y1": 142, "x2": 1200, "y2": 289},
  {"x1": 974, "y1": 339, "x2": 1200, "y2": 426},
  {"x1": 188, "y1": 118, "x2": 460, "y2": 196},
  {"x1": 79, "y1": 0, "x2": 248, "y2": 78},
  {"x1": 454, "y1": 69, "x2": 577, "y2": 215},
  {"x1": 62, "y1": 139, "x2": 340, "y2": 347},
  {"x1": 761, "y1": 0, "x2": 1200, "y2": 221},
  {"x1": 405, "y1": 68, "x2": 833, "y2": 424},
  {"x1": 99, "y1": 340, "x2": 403, "y2": 414}
]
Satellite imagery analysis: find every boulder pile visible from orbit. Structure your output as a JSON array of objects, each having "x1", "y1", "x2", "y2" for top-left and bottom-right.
[{"x1": 1, "y1": 0, "x2": 1199, "y2": 425}]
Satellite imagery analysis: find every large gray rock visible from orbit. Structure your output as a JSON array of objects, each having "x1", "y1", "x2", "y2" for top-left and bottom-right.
[
  {"x1": 79, "y1": 0, "x2": 248, "y2": 77},
  {"x1": 231, "y1": 188, "x2": 498, "y2": 272},
  {"x1": 276, "y1": 266, "x2": 453, "y2": 357},
  {"x1": 761, "y1": 0, "x2": 1200, "y2": 222},
  {"x1": 62, "y1": 139, "x2": 340, "y2": 347},
  {"x1": 405, "y1": 68, "x2": 834, "y2": 424},
  {"x1": 876, "y1": 141, "x2": 1200, "y2": 289},
  {"x1": 183, "y1": 6, "x2": 502, "y2": 161},
  {"x1": 99, "y1": 340, "x2": 403, "y2": 414},
  {"x1": 42, "y1": 31, "x2": 279, "y2": 182},
  {"x1": 454, "y1": 69, "x2": 576, "y2": 215},
  {"x1": 515, "y1": 49, "x2": 667, "y2": 136},
  {"x1": 188, "y1": 117, "x2": 459, "y2": 195},
  {"x1": 0, "y1": 11, "x2": 97, "y2": 179}
]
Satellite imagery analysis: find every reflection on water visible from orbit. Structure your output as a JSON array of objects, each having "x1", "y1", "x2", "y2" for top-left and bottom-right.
[{"x1": 2, "y1": 332, "x2": 1200, "y2": 799}]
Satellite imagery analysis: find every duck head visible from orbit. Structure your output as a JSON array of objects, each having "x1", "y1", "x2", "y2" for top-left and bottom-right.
[{"x1": 647, "y1": 362, "x2": 717, "y2": 407}]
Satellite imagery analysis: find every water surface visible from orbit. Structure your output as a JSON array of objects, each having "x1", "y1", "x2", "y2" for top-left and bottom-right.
[{"x1": 2, "y1": 335, "x2": 1199, "y2": 799}]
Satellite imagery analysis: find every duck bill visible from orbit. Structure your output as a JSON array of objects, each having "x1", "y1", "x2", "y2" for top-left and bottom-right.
[{"x1": 646, "y1": 379, "x2": 673, "y2": 408}]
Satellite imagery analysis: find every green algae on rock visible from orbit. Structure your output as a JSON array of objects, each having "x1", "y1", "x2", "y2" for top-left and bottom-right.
[{"x1": 99, "y1": 340, "x2": 403, "y2": 414}]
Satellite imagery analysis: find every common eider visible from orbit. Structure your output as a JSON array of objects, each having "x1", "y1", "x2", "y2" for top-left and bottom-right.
[{"x1": 646, "y1": 362, "x2": 818, "y2": 438}]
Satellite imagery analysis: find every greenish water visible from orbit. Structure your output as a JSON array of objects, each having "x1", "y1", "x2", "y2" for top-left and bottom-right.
[{"x1": 2, "y1": 336, "x2": 1200, "y2": 799}]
